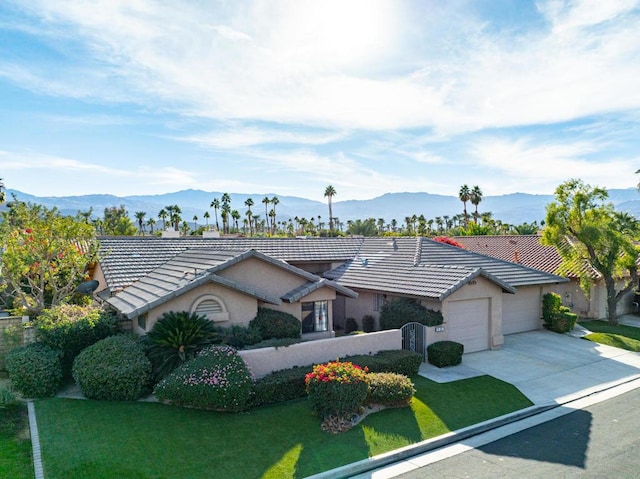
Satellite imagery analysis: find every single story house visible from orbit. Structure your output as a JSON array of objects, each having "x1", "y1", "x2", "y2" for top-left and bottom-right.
[
  {"x1": 454, "y1": 235, "x2": 636, "y2": 319},
  {"x1": 94, "y1": 236, "x2": 567, "y2": 353}
]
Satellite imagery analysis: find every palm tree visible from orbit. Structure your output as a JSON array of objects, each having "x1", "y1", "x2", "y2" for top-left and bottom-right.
[
  {"x1": 244, "y1": 198, "x2": 254, "y2": 235},
  {"x1": 158, "y1": 208, "x2": 168, "y2": 230},
  {"x1": 192, "y1": 215, "x2": 198, "y2": 230},
  {"x1": 180, "y1": 220, "x2": 190, "y2": 236},
  {"x1": 270, "y1": 196, "x2": 279, "y2": 234},
  {"x1": 470, "y1": 185, "x2": 483, "y2": 223},
  {"x1": 269, "y1": 209, "x2": 276, "y2": 235},
  {"x1": 261, "y1": 197, "x2": 270, "y2": 233},
  {"x1": 252, "y1": 214, "x2": 260, "y2": 234},
  {"x1": 210, "y1": 198, "x2": 220, "y2": 231},
  {"x1": 203, "y1": 211, "x2": 210, "y2": 230},
  {"x1": 231, "y1": 209, "x2": 240, "y2": 233},
  {"x1": 221, "y1": 193, "x2": 231, "y2": 234},
  {"x1": 324, "y1": 185, "x2": 337, "y2": 237},
  {"x1": 459, "y1": 184, "x2": 471, "y2": 227},
  {"x1": 134, "y1": 211, "x2": 147, "y2": 235},
  {"x1": 146, "y1": 217, "x2": 156, "y2": 234}
]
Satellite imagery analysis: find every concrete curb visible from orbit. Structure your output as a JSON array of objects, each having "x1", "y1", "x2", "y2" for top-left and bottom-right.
[
  {"x1": 27, "y1": 401, "x2": 45, "y2": 479},
  {"x1": 306, "y1": 375, "x2": 640, "y2": 479}
]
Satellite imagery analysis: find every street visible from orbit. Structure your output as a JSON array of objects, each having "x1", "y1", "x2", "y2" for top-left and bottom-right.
[{"x1": 391, "y1": 387, "x2": 640, "y2": 478}]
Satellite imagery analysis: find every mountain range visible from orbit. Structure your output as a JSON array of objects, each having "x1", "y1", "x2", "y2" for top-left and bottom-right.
[{"x1": 4, "y1": 187, "x2": 640, "y2": 227}]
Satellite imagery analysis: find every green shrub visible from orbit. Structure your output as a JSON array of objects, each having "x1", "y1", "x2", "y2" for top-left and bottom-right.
[
  {"x1": 427, "y1": 341, "x2": 464, "y2": 368},
  {"x1": 144, "y1": 311, "x2": 219, "y2": 380},
  {"x1": 305, "y1": 361, "x2": 369, "y2": 419},
  {"x1": 249, "y1": 365, "x2": 312, "y2": 407},
  {"x1": 542, "y1": 292, "x2": 563, "y2": 328},
  {"x1": 154, "y1": 345, "x2": 253, "y2": 411},
  {"x1": 379, "y1": 298, "x2": 443, "y2": 329},
  {"x1": 34, "y1": 304, "x2": 120, "y2": 378},
  {"x1": 0, "y1": 385, "x2": 16, "y2": 407},
  {"x1": 343, "y1": 349, "x2": 422, "y2": 377},
  {"x1": 550, "y1": 307, "x2": 578, "y2": 333},
  {"x1": 73, "y1": 335, "x2": 151, "y2": 401},
  {"x1": 215, "y1": 324, "x2": 262, "y2": 349},
  {"x1": 362, "y1": 315, "x2": 376, "y2": 332},
  {"x1": 242, "y1": 337, "x2": 301, "y2": 350},
  {"x1": 344, "y1": 317, "x2": 359, "y2": 334},
  {"x1": 6, "y1": 342, "x2": 63, "y2": 398},
  {"x1": 367, "y1": 372, "x2": 415, "y2": 407},
  {"x1": 249, "y1": 308, "x2": 301, "y2": 340}
]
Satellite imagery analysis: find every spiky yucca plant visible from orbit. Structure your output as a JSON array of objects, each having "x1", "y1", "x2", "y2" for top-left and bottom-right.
[{"x1": 145, "y1": 311, "x2": 218, "y2": 380}]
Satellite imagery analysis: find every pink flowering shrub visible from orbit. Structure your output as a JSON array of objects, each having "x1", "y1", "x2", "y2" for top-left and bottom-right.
[
  {"x1": 154, "y1": 345, "x2": 253, "y2": 411},
  {"x1": 305, "y1": 361, "x2": 369, "y2": 419}
]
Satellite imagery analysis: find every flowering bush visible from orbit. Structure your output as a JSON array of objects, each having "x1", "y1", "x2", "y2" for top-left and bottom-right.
[
  {"x1": 367, "y1": 372, "x2": 415, "y2": 407},
  {"x1": 154, "y1": 345, "x2": 253, "y2": 411},
  {"x1": 305, "y1": 361, "x2": 369, "y2": 419},
  {"x1": 433, "y1": 236, "x2": 465, "y2": 248}
]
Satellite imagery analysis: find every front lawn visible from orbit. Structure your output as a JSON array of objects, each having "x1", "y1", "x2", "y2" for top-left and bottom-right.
[
  {"x1": 580, "y1": 320, "x2": 640, "y2": 352},
  {"x1": 35, "y1": 375, "x2": 532, "y2": 479},
  {"x1": 0, "y1": 402, "x2": 34, "y2": 479}
]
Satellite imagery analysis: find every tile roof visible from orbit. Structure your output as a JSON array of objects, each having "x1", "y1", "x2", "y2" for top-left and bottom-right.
[
  {"x1": 98, "y1": 236, "x2": 363, "y2": 292},
  {"x1": 324, "y1": 237, "x2": 567, "y2": 299},
  {"x1": 106, "y1": 248, "x2": 357, "y2": 319}
]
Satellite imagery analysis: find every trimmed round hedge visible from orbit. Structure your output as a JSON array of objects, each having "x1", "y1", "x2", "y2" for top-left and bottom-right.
[
  {"x1": 249, "y1": 307, "x2": 301, "y2": 340},
  {"x1": 367, "y1": 372, "x2": 415, "y2": 407},
  {"x1": 154, "y1": 345, "x2": 253, "y2": 411},
  {"x1": 6, "y1": 342, "x2": 63, "y2": 398},
  {"x1": 72, "y1": 335, "x2": 151, "y2": 401}
]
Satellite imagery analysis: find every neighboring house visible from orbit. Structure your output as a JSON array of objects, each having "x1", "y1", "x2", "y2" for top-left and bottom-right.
[
  {"x1": 95, "y1": 236, "x2": 567, "y2": 354},
  {"x1": 454, "y1": 235, "x2": 636, "y2": 319}
]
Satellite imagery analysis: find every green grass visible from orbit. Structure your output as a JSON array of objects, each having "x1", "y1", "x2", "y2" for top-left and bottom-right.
[
  {"x1": 580, "y1": 320, "x2": 640, "y2": 352},
  {"x1": 35, "y1": 375, "x2": 532, "y2": 479},
  {"x1": 0, "y1": 403, "x2": 34, "y2": 479}
]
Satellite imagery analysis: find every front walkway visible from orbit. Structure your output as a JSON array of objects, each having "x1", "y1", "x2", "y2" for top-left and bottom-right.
[{"x1": 419, "y1": 328, "x2": 640, "y2": 405}]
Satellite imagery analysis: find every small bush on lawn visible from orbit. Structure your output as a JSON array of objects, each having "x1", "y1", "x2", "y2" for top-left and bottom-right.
[
  {"x1": 379, "y1": 298, "x2": 443, "y2": 329},
  {"x1": 215, "y1": 324, "x2": 263, "y2": 349},
  {"x1": 34, "y1": 304, "x2": 120, "y2": 378},
  {"x1": 144, "y1": 311, "x2": 219, "y2": 380},
  {"x1": 0, "y1": 385, "x2": 17, "y2": 407},
  {"x1": 550, "y1": 308, "x2": 578, "y2": 333},
  {"x1": 73, "y1": 335, "x2": 151, "y2": 401},
  {"x1": 154, "y1": 345, "x2": 253, "y2": 411},
  {"x1": 343, "y1": 350, "x2": 422, "y2": 377},
  {"x1": 305, "y1": 361, "x2": 369, "y2": 419},
  {"x1": 367, "y1": 372, "x2": 415, "y2": 407},
  {"x1": 344, "y1": 317, "x2": 359, "y2": 334},
  {"x1": 249, "y1": 308, "x2": 301, "y2": 340},
  {"x1": 6, "y1": 342, "x2": 63, "y2": 398},
  {"x1": 428, "y1": 341, "x2": 464, "y2": 368},
  {"x1": 249, "y1": 365, "x2": 312, "y2": 407}
]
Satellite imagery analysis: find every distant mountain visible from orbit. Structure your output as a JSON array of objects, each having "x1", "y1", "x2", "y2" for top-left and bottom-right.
[{"x1": 4, "y1": 188, "x2": 639, "y2": 226}]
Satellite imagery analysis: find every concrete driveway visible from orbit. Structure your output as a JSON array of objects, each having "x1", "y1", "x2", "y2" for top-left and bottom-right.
[{"x1": 419, "y1": 329, "x2": 640, "y2": 405}]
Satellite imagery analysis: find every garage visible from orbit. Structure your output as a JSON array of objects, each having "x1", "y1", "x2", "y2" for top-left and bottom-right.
[
  {"x1": 446, "y1": 298, "x2": 490, "y2": 353},
  {"x1": 502, "y1": 286, "x2": 542, "y2": 335}
]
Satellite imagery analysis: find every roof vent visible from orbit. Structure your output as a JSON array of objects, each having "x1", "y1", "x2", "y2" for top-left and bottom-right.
[
  {"x1": 361, "y1": 258, "x2": 368, "y2": 267},
  {"x1": 514, "y1": 250, "x2": 520, "y2": 263}
]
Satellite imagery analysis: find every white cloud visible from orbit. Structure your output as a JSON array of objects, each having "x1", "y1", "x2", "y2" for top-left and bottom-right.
[{"x1": 180, "y1": 127, "x2": 346, "y2": 148}]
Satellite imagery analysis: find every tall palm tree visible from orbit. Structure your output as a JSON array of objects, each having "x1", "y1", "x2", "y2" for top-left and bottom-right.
[
  {"x1": 231, "y1": 209, "x2": 240, "y2": 233},
  {"x1": 221, "y1": 193, "x2": 231, "y2": 234},
  {"x1": 146, "y1": 217, "x2": 156, "y2": 234},
  {"x1": 210, "y1": 198, "x2": 220, "y2": 231},
  {"x1": 261, "y1": 197, "x2": 270, "y2": 233},
  {"x1": 269, "y1": 209, "x2": 276, "y2": 235},
  {"x1": 158, "y1": 208, "x2": 168, "y2": 230},
  {"x1": 271, "y1": 196, "x2": 279, "y2": 235},
  {"x1": 324, "y1": 185, "x2": 337, "y2": 237},
  {"x1": 244, "y1": 198, "x2": 254, "y2": 235},
  {"x1": 166, "y1": 204, "x2": 182, "y2": 231},
  {"x1": 203, "y1": 211, "x2": 210, "y2": 230},
  {"x1": 470, "y1": 185, "x2": 483, "y2": 223},
  {"x1": 134, "y1": 211, "x2": 147, "y2": 235},
  {"x1": 192, "y1": 215, "x2": 198, "y2": 230},
  {"x1": 459, "y1": 184, "x2": 471, "y2": 227}
]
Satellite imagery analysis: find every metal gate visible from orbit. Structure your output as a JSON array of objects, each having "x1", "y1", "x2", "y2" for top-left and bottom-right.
[{"x1": 401, "y1": 322, "x2": 427, "y2": 361}]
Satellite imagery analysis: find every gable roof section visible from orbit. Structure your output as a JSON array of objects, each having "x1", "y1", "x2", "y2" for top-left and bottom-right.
[
  {"x1": 325, "y1": 237, "x2": 566, "y2": 299},
  {"x1": 98, "y1": 236, "x2": 363, "y2": 292},
  {"x1": 106, "y1": 248, "x2": 357, "y2": 319}
]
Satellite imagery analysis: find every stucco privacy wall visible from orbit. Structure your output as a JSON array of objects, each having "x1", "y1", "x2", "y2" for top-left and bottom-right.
[
  {"x1": 441, "y1": 276, "x2": 504, "y2": 350},
  {"x1": 134, "y1": 283, "x2": 257, "y2": 334},
  {"x1": 239, "y1": 329, "x2": 402, "y2": 379}
]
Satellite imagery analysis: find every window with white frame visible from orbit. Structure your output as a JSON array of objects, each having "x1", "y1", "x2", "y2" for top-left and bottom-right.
[{"x1": 302, "y1": 300, "x2": 328, "y2": 333}]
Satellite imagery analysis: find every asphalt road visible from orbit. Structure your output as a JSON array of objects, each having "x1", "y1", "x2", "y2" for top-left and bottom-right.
[{"x1": 393, "y1": 388, "x2": 640, "y2": 479}]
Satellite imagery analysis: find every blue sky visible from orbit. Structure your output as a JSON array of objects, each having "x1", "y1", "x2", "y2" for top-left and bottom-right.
[{"x1": 1, "y1": 0, "x2": 639, "y2": 202}]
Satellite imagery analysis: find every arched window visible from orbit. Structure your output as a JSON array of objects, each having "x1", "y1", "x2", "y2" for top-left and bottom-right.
[{"x1": 191, "y1": 295, "x2": 229, "y2": 322}]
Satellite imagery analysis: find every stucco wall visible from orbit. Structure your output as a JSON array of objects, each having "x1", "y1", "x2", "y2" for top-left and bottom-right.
[
  {"x1": 239, "y1": 329, "x2": 402, "y2": 379},
  {"x1": 220, "y1": 257, "x2": 304, "y2": 297},
  {"x1": 544, "y1": 279, "x2": 591, "y2": 318}
]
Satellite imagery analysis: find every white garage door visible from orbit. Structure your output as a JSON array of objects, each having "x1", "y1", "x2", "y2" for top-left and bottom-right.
[
  {"x1": 447, "y1": 298, "x2": 490, "y2": 353},
  {"x1": 503, "y1": 287, "x2": 541, "y2": 335}
]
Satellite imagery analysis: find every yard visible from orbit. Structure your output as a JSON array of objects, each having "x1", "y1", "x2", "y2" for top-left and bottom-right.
[
  {"x1": 34, "y1": 375, "x2": 532, "y2": 479},
  {"x1": 580, "y1": 320, "x2": 640, "y2": 352},
  {"x1": 0, "y1": 401, "x2": 33, "y2": 479}
]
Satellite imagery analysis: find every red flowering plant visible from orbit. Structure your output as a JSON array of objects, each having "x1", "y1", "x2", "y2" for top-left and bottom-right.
[
  {"x1": 304, "y1": 361, "x2": 369, "y2": 419},
  {"x1": 433, "y1": 236, "x2": 465, "y2": 248}
]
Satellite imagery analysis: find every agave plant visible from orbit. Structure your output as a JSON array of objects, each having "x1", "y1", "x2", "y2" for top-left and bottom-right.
[{"x1": 145, "y1": 311, "x2": 219, "y2": 380}]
